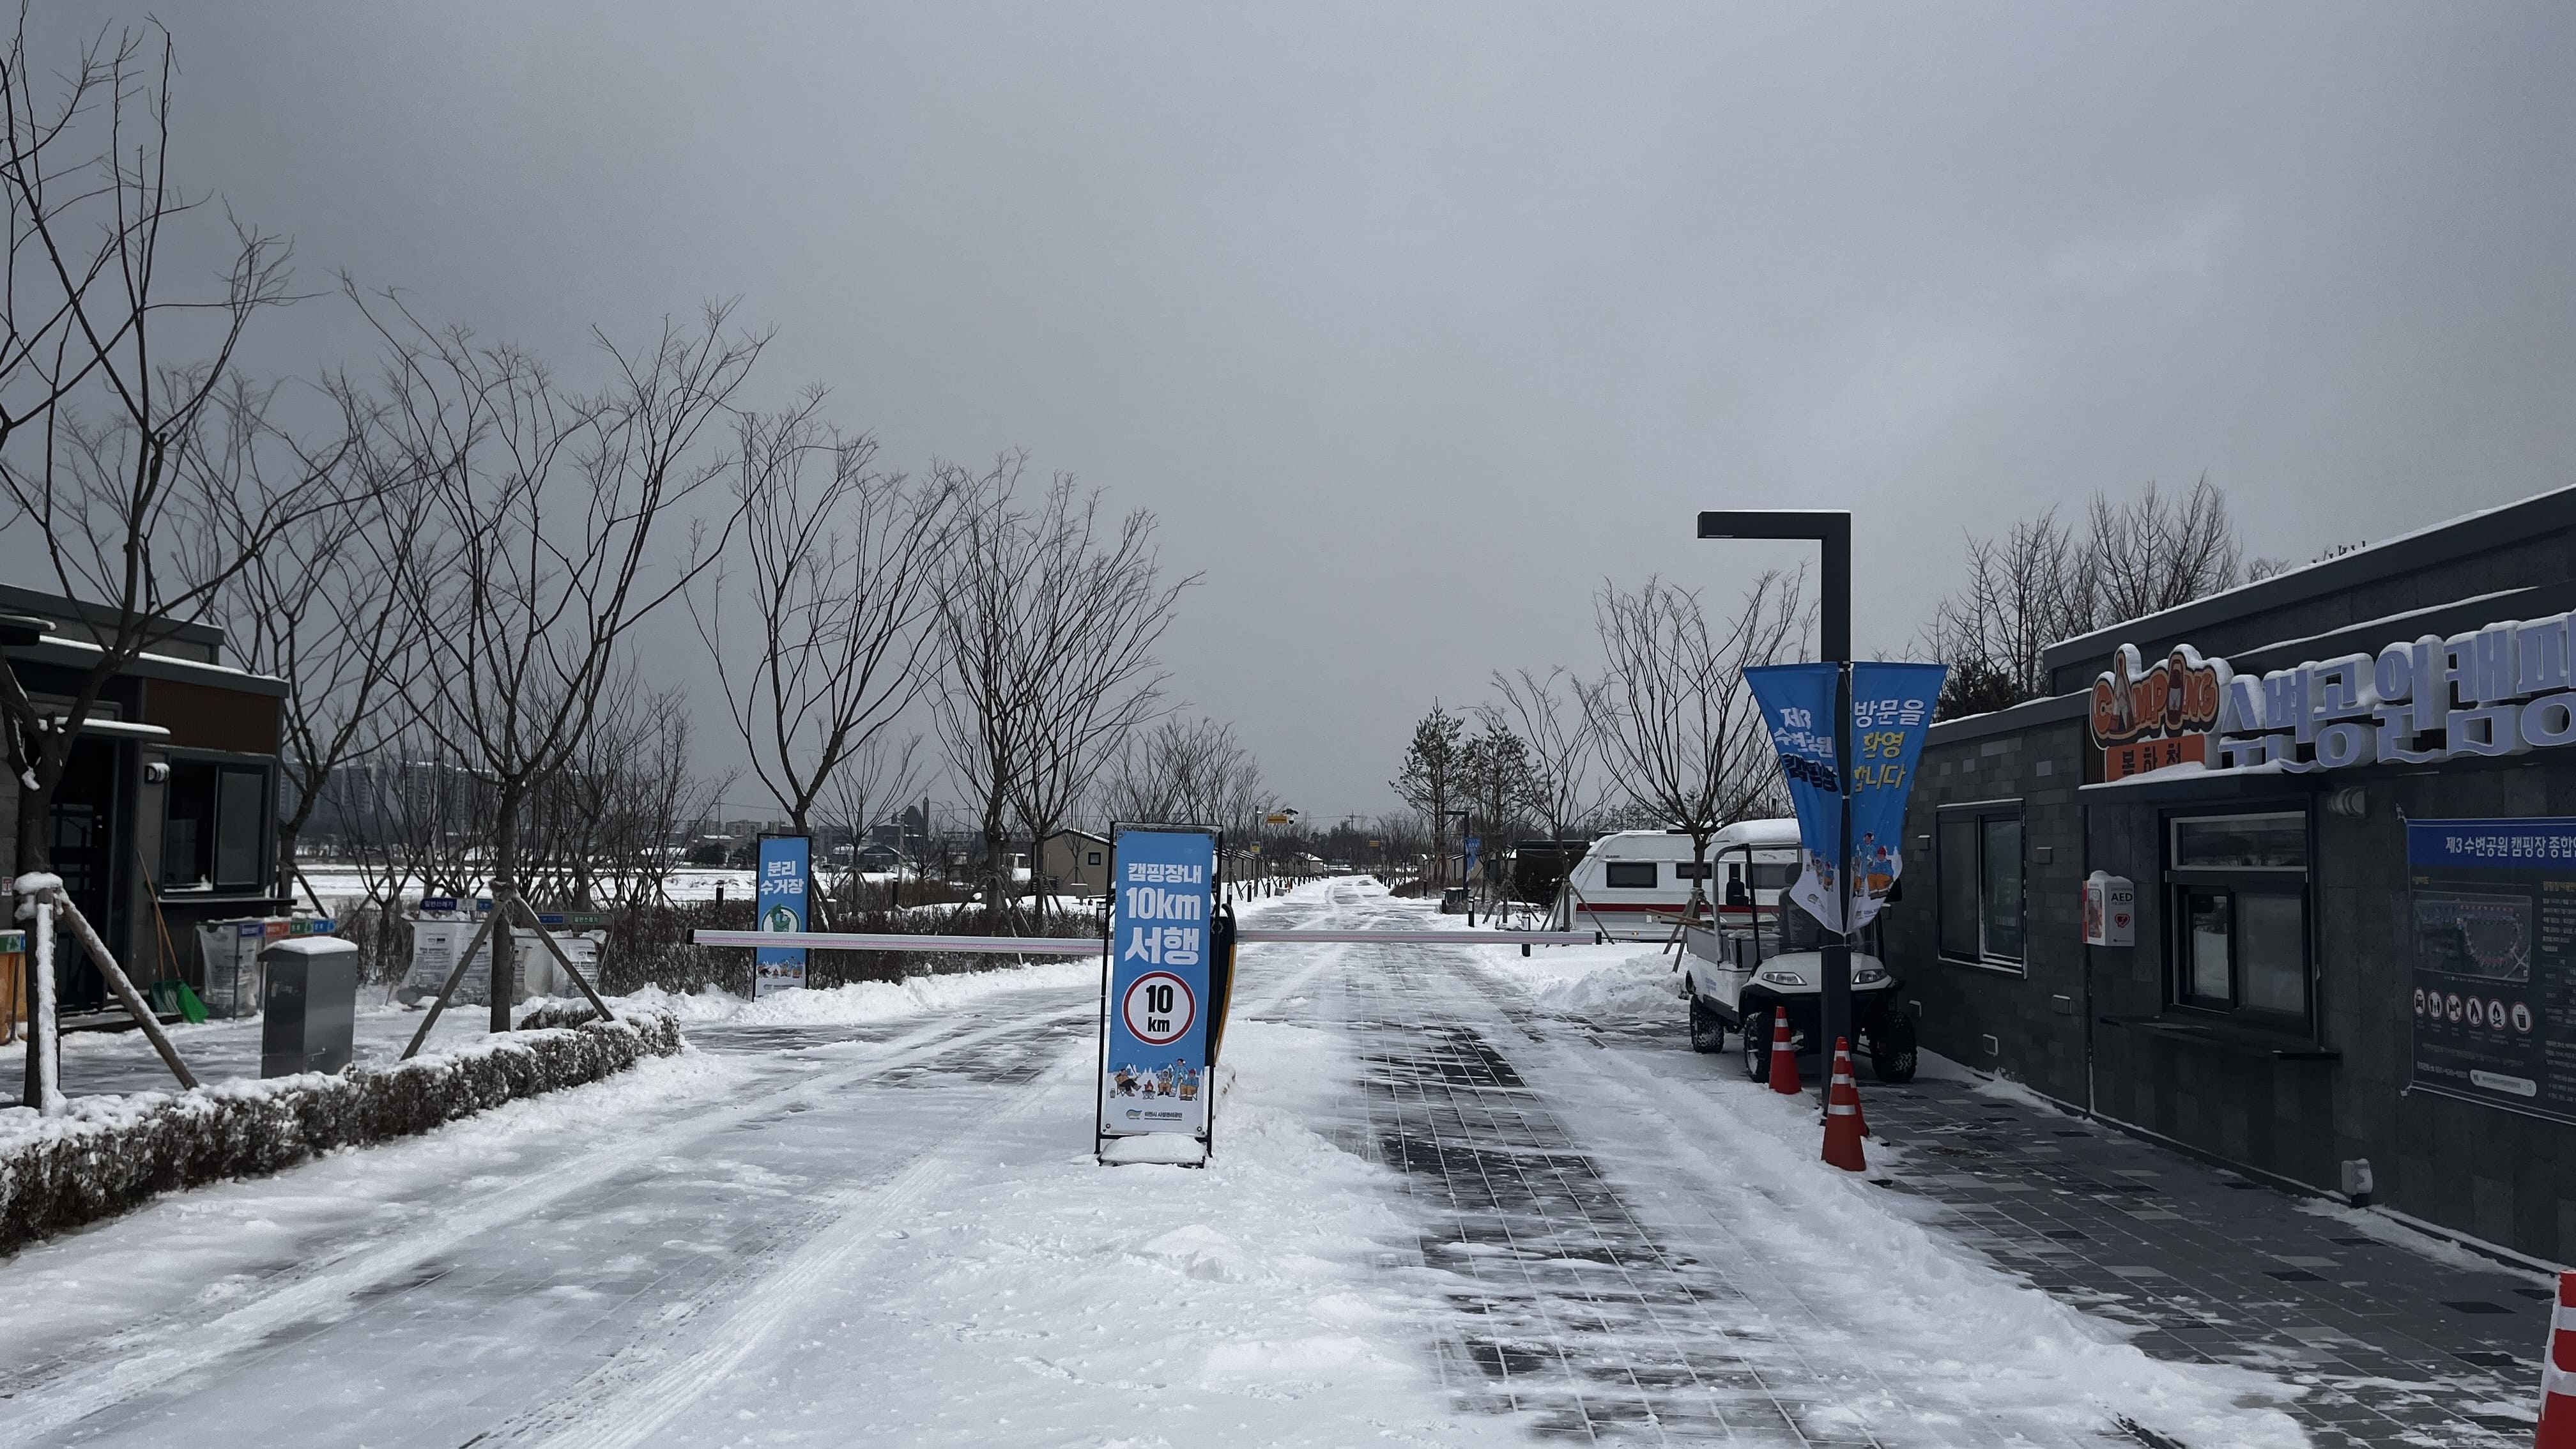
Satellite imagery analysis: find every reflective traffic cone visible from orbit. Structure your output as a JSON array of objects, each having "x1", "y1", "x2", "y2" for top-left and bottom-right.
[
  {"x1": 2537, "y1": 1270, "x2": 2576, "y2": 1448},
  {"x1": 1767, "y1": 1009, "x2": 1801, "y2": 1095},
  {"x1": 1821, "y1": 1037, "x2": 1867, "y2": 1172}
]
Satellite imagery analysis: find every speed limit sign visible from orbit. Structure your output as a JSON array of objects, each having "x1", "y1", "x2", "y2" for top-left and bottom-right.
[{"x1": 1122, "y1": 970, "x2": 1197, "y2": 1046}]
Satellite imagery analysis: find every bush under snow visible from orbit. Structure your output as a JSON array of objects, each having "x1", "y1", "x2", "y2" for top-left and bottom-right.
[{"x1": 0, "y1": 1009, "x2": 683, "y2": 1255}]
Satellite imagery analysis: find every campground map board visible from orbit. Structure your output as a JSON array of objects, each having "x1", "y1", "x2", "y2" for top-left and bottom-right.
[
  {"x1": 2407, "y1": 818, "x2": 2576, "y2": 1123},
  {"x1": 1098, "y1": 826, "x2": 1216, "y2": 1138}
]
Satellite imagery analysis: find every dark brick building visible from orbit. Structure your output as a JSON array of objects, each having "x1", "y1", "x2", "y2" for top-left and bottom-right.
[{"x1": 1885, "y1": 485, "x2": 2576, "y2": 1263}]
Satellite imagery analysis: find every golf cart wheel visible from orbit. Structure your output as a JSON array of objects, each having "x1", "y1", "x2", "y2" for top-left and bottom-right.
[
  {"x1": 1743, "y1": 1009, "x2": 1772, "y2": 1082},
  {"x1": 1689, "y1": 996, "x2": 1724, "y2": 1054},
  {"x1": 1869, "y1": 1009, "x2": 1920, "y2": 1084}
]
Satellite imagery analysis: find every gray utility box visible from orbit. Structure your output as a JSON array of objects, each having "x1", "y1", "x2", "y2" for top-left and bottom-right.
[{"x1": 261, "y1": 937, "x2": 360, "y2": 1078}]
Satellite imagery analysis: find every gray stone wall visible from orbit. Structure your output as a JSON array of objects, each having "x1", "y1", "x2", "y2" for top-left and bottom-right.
[{"x1": 1882, "y1": 709, "x2": 2090, "y2": 1105}]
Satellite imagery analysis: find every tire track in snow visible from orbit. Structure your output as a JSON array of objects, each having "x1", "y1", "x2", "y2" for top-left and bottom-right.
[
  {"x1": 0, "y1": 997, "x2": 1091, "y2": 1448},
  {"x1": 493, "y1": 1049, "x2": 1085, "y2": 1449},
  {"x1": 482, "y1": 892, "x2": 1361, "y2": 1448}
]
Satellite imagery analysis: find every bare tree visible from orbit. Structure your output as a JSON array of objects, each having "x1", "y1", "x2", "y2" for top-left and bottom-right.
[
  {"x1": 1483, "y1": 666, "x2": 1602, "y2": 914},
  {"x1": 694, "y1": 394, "x2": 958, "y2": 843},
  {"x1": 818, "y1": 732, "x2": 924, "y2": 914},
  {"x1": 0, "y1": 19, "x2": 339, "y2": 879},
  {"x1": 1102, "y1": 716, "x2": 1264, "y2": 830},
  {"x1": 1583, "y1": 572, "x2": 1804, "y2": 916},
  {"x1": 1390, "y1": 703, "x2": 1466, "y2": 889},
  {"x1": 1008, "y1": 480, "x2": 1192, "y2": 932},
  {"x1": 930, "y1": 456, "x2": 1044, "y2": 931},
  {"x1": 225, "y1": 381, "x2": 435, "y2": 908},
  {"x1": 370, "y1": 289, "x2": 762, "y2": 1031},
  {"x1": 523, "y1": 672, "x2": 718, "y2": 910},
  {"x1": 933, "y1": 466, "x2": 1189, "y2": 933},
  {"x1": 1923, "y1": 477, "x2": 2287, "y2": 718},
  {"x1": 1457, "y1": 719, "x2": 1535, "y2": 900}
]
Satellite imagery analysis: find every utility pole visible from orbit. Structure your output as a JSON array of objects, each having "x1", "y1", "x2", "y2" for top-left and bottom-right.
[{"x1": 1695, "y1": 510, "x2": 1853, "y2": 1066}]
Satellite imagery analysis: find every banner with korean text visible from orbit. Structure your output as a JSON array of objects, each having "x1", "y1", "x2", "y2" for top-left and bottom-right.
[
  {"x1": 1744, "y1": 661, "x2": 1947, "y2": 933},
  {"x1": 754, "y1": 836, "x2": 811, "y2": 998},
  {"x1": 1844, "y1": 662, "x2": 1946, "y2": 933},
  {"x1": 1099, "y1": 825, "x2": 1218, "y2": 1139},
  {"x1": 1743, "y1": 663, "x2": 1844, "y2": 931}
]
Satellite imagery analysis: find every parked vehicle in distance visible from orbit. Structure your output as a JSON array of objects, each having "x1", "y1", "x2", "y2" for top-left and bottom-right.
[
  {"x1": 1553, "y1": 829, "x2": 1713, "y2": 940},
  {"x1": 1674, "y1": 816, "x2": 1918, "y2": 1083}
]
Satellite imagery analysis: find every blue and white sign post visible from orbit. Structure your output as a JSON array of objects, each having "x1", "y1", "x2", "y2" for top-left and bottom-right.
[
  {"x1": 755, "y1": 836, "x2": 811, "y2": 998},
  {"x1": 1098, "y1": 824, "x2": 1220, "y2": 1159}
]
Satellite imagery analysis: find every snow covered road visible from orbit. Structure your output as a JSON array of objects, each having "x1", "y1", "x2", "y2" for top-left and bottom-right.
[{"x1": 0, "y1": 881, "x2": 2314, "y2": 1447}]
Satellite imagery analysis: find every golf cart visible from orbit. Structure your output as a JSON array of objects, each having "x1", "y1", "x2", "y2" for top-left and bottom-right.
[{"x1": 1675, "y1": 818, "x2": 1918, "y2": 1083}]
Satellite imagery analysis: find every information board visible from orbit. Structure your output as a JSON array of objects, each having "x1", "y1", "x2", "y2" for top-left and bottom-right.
[
  {"x1": 2407, "y1": 818, "x2": 2576, "y2": 1123},
  {"x1": 1099, "y1": 825, "x2": 1217, "y2": 1140},
  {"x1": 755, "y1": 836, "x2": 811, "y2": 998}
]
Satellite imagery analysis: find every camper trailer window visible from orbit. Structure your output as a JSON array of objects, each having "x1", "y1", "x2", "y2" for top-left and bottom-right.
[{"x1": 1604, "y1": 861, "x2": 1657, "y2": 889}]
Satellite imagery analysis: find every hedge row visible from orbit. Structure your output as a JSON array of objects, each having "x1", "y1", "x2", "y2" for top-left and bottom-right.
[{"x1": 0, "y1": 1009, "x2": 684, "y2": 1256}]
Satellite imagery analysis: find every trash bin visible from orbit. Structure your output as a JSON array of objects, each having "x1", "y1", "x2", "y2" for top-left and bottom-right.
[{"x1": 260, "y1": 936, "x2": 359, "y2": 1078}]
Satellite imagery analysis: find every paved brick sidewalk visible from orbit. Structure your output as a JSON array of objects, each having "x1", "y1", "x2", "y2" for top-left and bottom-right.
[{"x1": 1860, "y1": 1072, "x2": 2549, "y2": 1448}]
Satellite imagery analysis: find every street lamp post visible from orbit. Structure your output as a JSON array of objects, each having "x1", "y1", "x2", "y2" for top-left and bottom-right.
[{"x1": 1695, "y1": 509, "x2": 1853, "y2": 1073}]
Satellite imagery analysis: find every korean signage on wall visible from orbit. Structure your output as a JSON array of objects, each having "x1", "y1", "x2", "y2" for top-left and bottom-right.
[
  {"x1": 2088, "y1": 644, "x2": 2227, "y2": 781},
  {"x1": 1098, "y1": 825, "x2": 1217, "y2": 1140},
  {"x1": 2091, "y1": 606, "x2": 2576, "y2": 781},
  {"x1": 1744, "y1": 661, "x2": 1946, "y2": 933},
  {"x1": 2405, "y1": 818, "x2": 2576, "y2": 1124},
  {"x1": 755, "y1": 836, "x2": 811, "y2": 998}
]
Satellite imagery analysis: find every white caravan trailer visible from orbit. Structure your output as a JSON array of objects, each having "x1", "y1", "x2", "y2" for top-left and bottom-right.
[{"x1": 1554, "y1": 828, "x2": 1726, "y2": 940}]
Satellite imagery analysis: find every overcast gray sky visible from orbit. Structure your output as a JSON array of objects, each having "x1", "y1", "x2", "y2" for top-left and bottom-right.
[{"x1": 59, "y1": 1, "x2": 2576, "y2": 820}]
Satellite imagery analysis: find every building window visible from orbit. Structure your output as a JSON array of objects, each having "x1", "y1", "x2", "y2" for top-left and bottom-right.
[
  {"x1": 163, "y1": 760, "x2": 270, "y2": 893},
  {"x1": 1604, "y1": 861, "x2": 1657, "y2": 889},
  {"x1": 2167, "y1": 810, "x2": 2310, "y2": 1027},
  {"x1": 1937, "y1": 806, "x2": 2023, "y2": 967},
  {"x1": 1087, "y1": 851, "x2": 1103, "y2": 866}
]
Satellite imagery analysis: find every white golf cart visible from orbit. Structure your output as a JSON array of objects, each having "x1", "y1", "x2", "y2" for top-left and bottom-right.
[{"x1": 1676, "y1": 818, "x2": 1919, "y2": 1083}]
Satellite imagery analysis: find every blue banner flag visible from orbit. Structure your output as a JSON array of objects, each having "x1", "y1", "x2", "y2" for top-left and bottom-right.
[
  {"x1": 1101, "y1": 826, "x2": 1219, "y2": 1138},
  {"x1": 1744, "y1": 664, "x2": 1846, "y2": 930},
  {"x1": 754, "y1": 836, "x2": 811, "y2": 997},
  {"x1": 1745, "y1": 661, "x2": 1947, "y2": 932},
  {"x1": 1846, "y1": 662, "x2": 1946, "y2": 933}
]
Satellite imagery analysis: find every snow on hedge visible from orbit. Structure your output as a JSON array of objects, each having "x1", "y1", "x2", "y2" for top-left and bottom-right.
[{"x1": 0, "y1": 1008, "x2": 682, "y2": 1255}]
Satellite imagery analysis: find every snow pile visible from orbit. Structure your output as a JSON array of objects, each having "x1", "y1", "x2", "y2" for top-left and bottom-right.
[
  {"x1": 1475, "y1": 939, "x2": 1682, "y2": 1024},
  {"x1": 0, "y1": 1009, "x2": 684, "y2": 1255},
  {"x1": 600, "y1": 956, "x2": 1097, "y2": 1029}
]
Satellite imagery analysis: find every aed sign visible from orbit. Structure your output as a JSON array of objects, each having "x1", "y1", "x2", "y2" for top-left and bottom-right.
[
  {"x1": 1099, "y1": 825, "x2": 1217, "y2": 1139},
  {"x1": 2082, "y1": 871, "x2": 2135, "y2": 947}
]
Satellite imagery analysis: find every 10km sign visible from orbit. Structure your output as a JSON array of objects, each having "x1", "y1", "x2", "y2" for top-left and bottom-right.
[
  {"x1": 1121, "y1": 971, "x2": 1195, "y2": 1045},
  {"x1": 1098, "y1": 825, "x2": 1219, "y2": 1149}
]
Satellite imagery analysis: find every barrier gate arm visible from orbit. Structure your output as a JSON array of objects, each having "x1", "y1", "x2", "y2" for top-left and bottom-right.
[{"x1": 689, "y1": 929, "x2": 1602, "y2": 951}]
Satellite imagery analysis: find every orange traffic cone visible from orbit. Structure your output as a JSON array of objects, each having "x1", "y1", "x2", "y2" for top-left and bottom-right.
[
  {"x1": 1821, "y1": 1037, "x2": 1867, "y2": 1172},
  {"x1": 1766, "y1": 1008, "x2": 1801, "y2": 1095},
  {"x1": 2538, "y1": 1270, "x2": 2576, "y2": 1447}
]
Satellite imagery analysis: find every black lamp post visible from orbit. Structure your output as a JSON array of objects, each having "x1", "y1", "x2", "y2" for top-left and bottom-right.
[{"x1": 1695, "y1": 509, "x2": 1854, "y2": 1071}]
